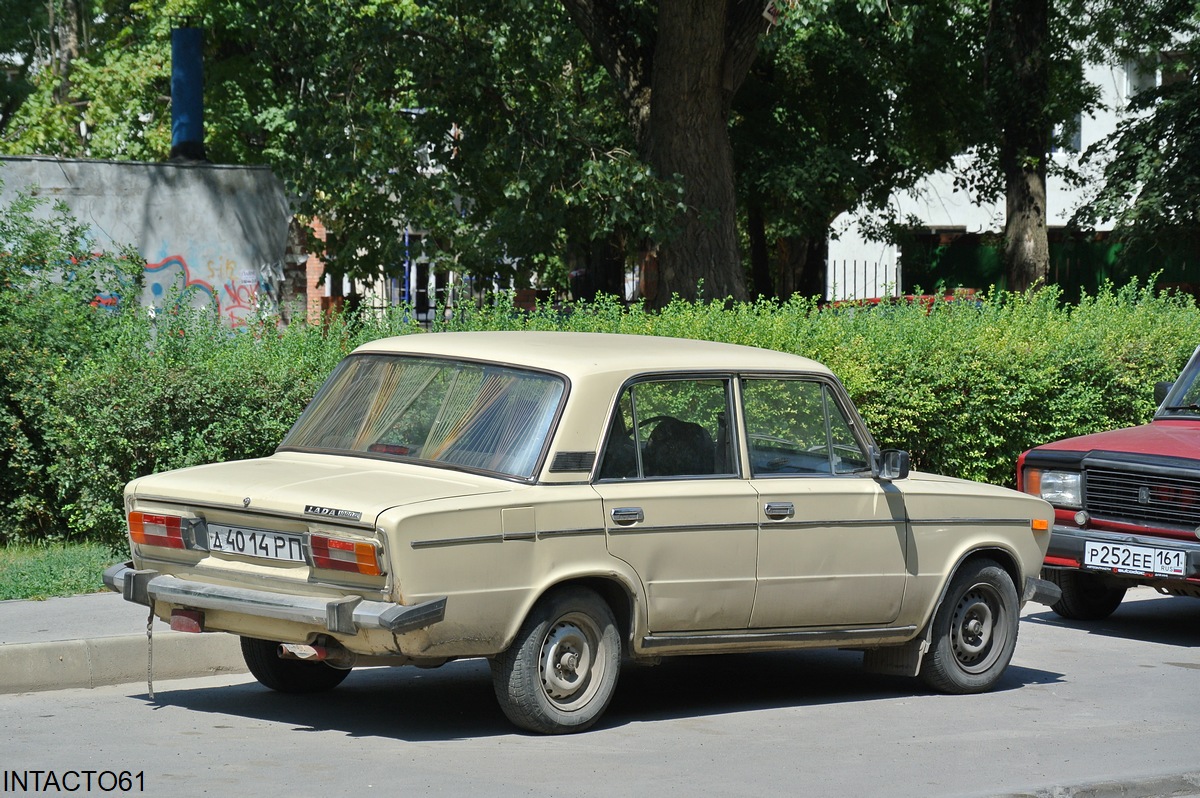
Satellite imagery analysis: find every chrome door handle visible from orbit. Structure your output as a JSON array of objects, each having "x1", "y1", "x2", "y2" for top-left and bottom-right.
[
  {"x1": 610, "y1": 507, "x2": 644, "y2": 525},
  {"x1": 764, "y1": 502, "x2": 795, "y2": 520}
]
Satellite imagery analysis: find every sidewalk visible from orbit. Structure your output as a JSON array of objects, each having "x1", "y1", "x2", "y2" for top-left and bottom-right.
[{"x1": 0, "y1": 591, "x2": 244, "y2": 693}]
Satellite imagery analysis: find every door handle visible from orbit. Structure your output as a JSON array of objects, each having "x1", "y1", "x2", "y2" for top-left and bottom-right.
[
  {"x1": 610, "y1": 507, "x2": 644, "y2": 525},
  {"x1": 764, "y1": 502, "x2": 795, "y2": 520}
]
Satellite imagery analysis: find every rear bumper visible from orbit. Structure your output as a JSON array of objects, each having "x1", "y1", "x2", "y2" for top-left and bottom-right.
[{"x1": 103, "y1": 562, "x2": 446, "y2": 636}]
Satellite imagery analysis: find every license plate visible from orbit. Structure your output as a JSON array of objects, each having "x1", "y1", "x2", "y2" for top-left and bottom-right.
[
  {"x1": 208, "y1": 524, "x2": 306, "y2": 563},
  {"x1": 1083, "y1": 540, "x2": 1186, "y2": 577}
]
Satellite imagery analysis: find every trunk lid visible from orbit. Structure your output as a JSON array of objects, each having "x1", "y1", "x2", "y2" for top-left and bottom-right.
[{"x1": 128, "y1": 451, "x2": 515, "y2": 524}]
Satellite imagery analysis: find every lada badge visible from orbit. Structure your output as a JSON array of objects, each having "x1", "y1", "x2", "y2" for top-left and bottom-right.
[{"x1": 304, "y1": 504, "x2": 363, "y2": 522}]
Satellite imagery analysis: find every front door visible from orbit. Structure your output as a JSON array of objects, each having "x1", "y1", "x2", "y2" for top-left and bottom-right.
[{"x1": 740, "y1": 376, "x2": 909, "y2": 628}]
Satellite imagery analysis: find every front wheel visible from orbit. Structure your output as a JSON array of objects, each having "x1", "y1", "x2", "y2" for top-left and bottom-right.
[
  {"x1": 240, "y1": 637, "x2": 351, "y2": 693},
  {"x1": 1044, "y1": 568, "x2": 1126, "y2": 621},
  {"x1": 491, "y1": 587, "x2": 621, "y2": 734},
  {"x1": 920, "y1": 559, "x2": 1019, "y2": 694}
]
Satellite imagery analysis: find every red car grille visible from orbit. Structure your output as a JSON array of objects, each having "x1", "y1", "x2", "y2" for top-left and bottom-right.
[{"x1": 1085, "y1": 467, "x2": 1200, "y2": 529}]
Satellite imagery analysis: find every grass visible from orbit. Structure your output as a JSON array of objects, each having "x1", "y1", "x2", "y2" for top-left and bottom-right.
[{"x1": 0, "y1": 543, "x2": 125, "y2": 601}]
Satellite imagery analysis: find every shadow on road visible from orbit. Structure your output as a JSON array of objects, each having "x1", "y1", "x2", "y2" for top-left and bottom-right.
[
  {"x1": 1023, "y1": 592, "x2": 1200, "y2": 648},
  {"x1": 137, "y1": 646, "x2": 1062, "y2": 742}
]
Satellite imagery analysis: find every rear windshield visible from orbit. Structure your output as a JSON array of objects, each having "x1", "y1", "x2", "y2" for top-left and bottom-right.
[{"x1": 279, "y1": 354, "x2": 566, "y2": 480}]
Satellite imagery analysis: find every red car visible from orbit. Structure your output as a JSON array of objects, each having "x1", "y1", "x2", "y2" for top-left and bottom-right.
[{"x1": 1018, "y1": 346, "x2": 1200, "y2": 619}]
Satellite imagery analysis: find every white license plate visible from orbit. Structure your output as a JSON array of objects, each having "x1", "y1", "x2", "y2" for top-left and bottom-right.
[
  {"x1": 208, "y1": 524, "x2": 306, "y2": 563},
  {"x1": 1083, "y1": 540, "x2": 1186, "y2": 577}
]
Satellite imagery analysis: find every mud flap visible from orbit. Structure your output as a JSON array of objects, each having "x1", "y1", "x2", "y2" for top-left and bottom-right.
[{"x1": 861, "y1": 638, "x2": 928, "y2": 677}]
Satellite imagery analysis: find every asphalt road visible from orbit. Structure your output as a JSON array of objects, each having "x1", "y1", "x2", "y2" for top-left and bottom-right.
[{"x1": 1, "y1": 588, "x2": 1197, "y2": 798}]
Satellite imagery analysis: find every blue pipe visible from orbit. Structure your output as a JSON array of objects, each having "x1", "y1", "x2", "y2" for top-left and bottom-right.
[{"x1": 170, "y1": 27, "x2": 206, "y2": 160}]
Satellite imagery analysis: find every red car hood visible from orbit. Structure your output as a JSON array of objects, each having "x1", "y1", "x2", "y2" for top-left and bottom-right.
[{"x1": 1034, "y1": 419, "x2": 1200, "y2": 459}]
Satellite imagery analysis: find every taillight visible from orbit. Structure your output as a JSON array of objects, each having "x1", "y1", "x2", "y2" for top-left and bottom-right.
[
  {"x1": 128, "y1": 512, "x2": 186, "y2": 549},
  {"x1": 310, "y1": 534, "x2": 382, "y2": 576}
]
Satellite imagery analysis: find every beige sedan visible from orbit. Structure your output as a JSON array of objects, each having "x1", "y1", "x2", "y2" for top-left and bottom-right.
[{"x1": 105, "y1": 331, "x2": 1059, "y2": 733}]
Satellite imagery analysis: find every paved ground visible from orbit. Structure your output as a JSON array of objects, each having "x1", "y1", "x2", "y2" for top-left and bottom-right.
[
  {"x1": 0, "y1": 590, "x2": 244, "y2": 693},
  {"x1": 1, "y1": 589, "x2": 1198, "y2": 798}
]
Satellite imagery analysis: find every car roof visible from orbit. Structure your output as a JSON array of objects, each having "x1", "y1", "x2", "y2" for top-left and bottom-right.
[{"x1": 352, "y1": 331, "x2": 832, "y2": 379}]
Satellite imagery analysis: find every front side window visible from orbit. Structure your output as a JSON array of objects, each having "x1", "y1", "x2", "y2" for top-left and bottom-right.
[
  {"x1": 598, "y1": 378, "x2": 736, "y2": 479},
  {"x1": 742, "y1": 378, "x2": 869, "y2": 477},
  {"x1": 280, "y1": 355, "x2": 565, "y2": 479}
]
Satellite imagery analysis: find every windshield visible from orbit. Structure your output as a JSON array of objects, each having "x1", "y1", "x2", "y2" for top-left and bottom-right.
[
  {"x1": 1158, "y1": 345, "x2": 1200, "y2": 418},
  {"x1": 280, "y1": 354, "x2": 566, "y2": 479}
]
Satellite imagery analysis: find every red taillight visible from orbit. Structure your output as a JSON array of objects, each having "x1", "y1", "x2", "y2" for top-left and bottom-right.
[
  {"x1": 310, "y1": 534, "x2": 382, "y2": 576},
  {"x1": 128, "y1": 511, "x2": 185, "y2": 549}
]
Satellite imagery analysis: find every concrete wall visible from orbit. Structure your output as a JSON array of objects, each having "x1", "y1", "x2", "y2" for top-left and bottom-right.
[{"x1": 0, "y1": 155, "x2": 301, "y2": 326}]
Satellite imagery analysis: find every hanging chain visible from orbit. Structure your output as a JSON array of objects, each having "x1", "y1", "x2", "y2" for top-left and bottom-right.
[{"x1": 145, "y1": 604, "x2": 155, "y2": 701}]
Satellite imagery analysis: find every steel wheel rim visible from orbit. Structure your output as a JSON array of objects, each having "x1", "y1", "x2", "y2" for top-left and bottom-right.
[
  {"x1": 950, "y1": 583, "x2": 1007, "y2": 673},
  {"x1": 538, "y1": 611, "x2": 605, "y2": 711}
]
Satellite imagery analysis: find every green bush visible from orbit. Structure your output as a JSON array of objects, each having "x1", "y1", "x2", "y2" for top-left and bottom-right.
[{"x1": 0, "y1": 188, "x2": 139, "y2": 544}]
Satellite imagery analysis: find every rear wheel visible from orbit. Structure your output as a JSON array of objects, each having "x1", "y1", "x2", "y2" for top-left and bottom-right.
[
  {"x1": 1044, "y1": 568, "x2": 1127, "y2": 621},
  {"x1": 491, "y1": 587, "x2": 621, "y2": 734},
  {"x1": 920, "y1": 559, "x2": 1019, "y2": 694},
  {"x1": 240, "y1": 637, "x2": 351, "y2": 693}
]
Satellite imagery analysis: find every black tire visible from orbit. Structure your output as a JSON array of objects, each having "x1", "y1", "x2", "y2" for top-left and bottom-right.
[
  {"x1": 491, "y1": 587, "x2": 621, "y2": 734},
  {"x1": 920, "y1": 559, "x2": 1019, "y2": 694},
  {"x1": 240, "y1": 637, "x2": 351, "y2": 693},
  {"x1": 1044, "y1": 568, "x2": 1127, "y2": 621}
]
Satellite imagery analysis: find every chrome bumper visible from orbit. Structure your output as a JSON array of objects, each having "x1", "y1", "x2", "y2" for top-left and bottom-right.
[
  {"x1": 103, "y1": 562, "x2": 446, "y2": 636},
  {"x1": 1022, "y1": 575, "x2": 1062, "y2": 606}
]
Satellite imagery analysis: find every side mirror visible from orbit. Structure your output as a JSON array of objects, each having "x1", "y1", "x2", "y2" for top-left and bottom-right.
[
  {"x1": 1155, "y1": 381, "x2": 1174, "y2": 406},
  {"x1": 876, "y1": 449, "x2": 910, "y2": 481}
]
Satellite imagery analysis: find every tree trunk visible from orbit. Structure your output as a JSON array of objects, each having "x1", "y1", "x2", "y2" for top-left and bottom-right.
[
  {"x1": 642, "y1": 0, "x2": 747, "y2": 307},
  {"x1": 50, "y1": 0, "x2": 83, "y2": 103},
  {"x1": 568, "y1": 234, "x2": 627, "y2": 301},
  {"x1": 746, "y1": 199, "x2": 772, "y2": 298},
  {"x1": 992, "y1": 0, "x2": 1051, "y2": 292},
  {"x1": 776, "y1": 236, "x2": 825, "y2": 301},
  {"x1": 562, "y1": 0, "x2": 765, "y2": 308},
  {"x1": 1003, "y1": 162, "x2": 1049, "y2": 292}
]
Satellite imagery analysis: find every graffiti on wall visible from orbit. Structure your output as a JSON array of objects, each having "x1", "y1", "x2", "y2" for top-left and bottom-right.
[{"x1": 144, "y1": 255, "x2": 279, "y2": 327}]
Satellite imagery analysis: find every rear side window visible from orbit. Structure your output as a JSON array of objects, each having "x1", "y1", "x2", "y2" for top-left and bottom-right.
[{"x1": 598, "y1": 378, "x2": 737, "y2": 480}]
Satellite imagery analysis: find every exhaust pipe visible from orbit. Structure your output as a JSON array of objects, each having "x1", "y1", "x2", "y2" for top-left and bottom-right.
[{"x1": 278, "y1": 642, "x2": 357, "y2": 670}]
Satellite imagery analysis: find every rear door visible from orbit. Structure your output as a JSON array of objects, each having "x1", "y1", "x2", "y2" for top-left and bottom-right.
[{"x1": 593, "y1": 376, "x2": 759, "y2": 632}]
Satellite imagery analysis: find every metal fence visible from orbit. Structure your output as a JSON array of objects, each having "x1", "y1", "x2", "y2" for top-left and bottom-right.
[{"x1": 826, "y1": 259, "x2": 901, "y2": 302}]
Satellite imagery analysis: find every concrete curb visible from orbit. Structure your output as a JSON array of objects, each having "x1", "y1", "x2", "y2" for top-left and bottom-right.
[{"x1": 0, "y1": 633, "x2": 246, "y2": 694}]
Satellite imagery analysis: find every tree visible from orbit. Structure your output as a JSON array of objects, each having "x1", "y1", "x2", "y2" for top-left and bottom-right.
[
  {"x1": 989, "y1": 0, "x2": 1052, "y2": 292},
  {"x1": 0, "y1": 1, "x2": 174, "y2": 158},
  {"x1": 561, "y1": 0, "x2": 771, "y2": 305},
  {"x1": 0, "y1": 0, "x2": 44, "y2": 135},
  {"x1": 734, "y1": 0, "x2": 986, "y2": 299},
  {"x1": 1072, "y1": 3, "x2": 1200, "y2": 267},
  {"x1": 956, "y1": 0, "x2": 1121, "y2": 292}
]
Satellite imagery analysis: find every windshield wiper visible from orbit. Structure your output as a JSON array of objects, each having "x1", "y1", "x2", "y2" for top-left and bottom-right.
[{"x1": 1162, "y1": 403, "x2": 1200, "y2": 411}]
